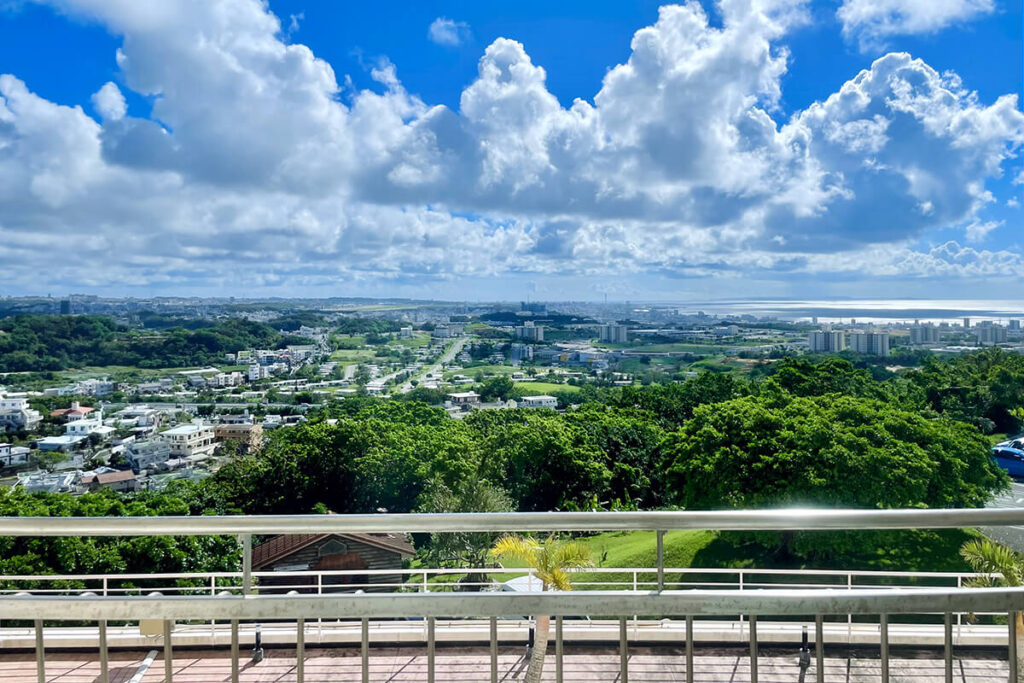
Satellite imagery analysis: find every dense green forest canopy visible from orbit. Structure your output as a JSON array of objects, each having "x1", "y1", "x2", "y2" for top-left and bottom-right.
[
  {"x1": 0, "y1": 346, "x2": 1019, "y2": 574},
  {"x1": 0, "y1": 315, "x2": 291, "y2": 371}
]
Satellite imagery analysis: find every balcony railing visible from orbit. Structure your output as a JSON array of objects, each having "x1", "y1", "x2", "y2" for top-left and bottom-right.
[{"x1": 1, "y1": 508, "x2": 1023, "y2": 683}]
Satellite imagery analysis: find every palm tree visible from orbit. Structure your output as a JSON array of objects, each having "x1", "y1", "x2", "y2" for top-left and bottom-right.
[
  {"x1": 959, "y1": 538, "x2": 1024, "y2": 676},
  {"x1": 491, "y1": 535, "x2": 594, "y2": 683}
]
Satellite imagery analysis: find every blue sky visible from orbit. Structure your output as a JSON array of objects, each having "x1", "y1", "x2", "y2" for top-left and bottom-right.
[{"x1": 0, "y1": 0, "x2": 1020, "y2": 301}]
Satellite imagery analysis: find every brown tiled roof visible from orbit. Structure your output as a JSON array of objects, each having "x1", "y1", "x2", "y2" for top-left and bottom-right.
[
  {"x1": 83, "y1": 470, "x2": 136, "y2": 485},
  {"x1": 252, "y1": 531, "x2": 415, "y2": 569}
]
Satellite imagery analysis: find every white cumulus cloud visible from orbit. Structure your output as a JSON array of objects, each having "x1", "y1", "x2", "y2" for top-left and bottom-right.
[
  {"x1": 428, "y1": 17, "x2": 470, "y2": 46},
  {"x1": 838, "y1": 0, "x2": 995, "y2": 51},
  {"x1": 0, "y1": 0, "x2": 1019, "y2": 296}
]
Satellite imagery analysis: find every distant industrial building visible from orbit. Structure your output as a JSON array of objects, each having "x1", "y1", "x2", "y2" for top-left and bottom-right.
[
  {"x1": 808, "y1": 329, "x2": 845, "y2": 353},
  {"x1": 849, "y1": 331, "x2": 890, "y2": 357},
  {"x1": 514, "y1": 320, "x2": 544, "y2": 342},
  {"x1": 599, "y1": 324, "x2": 629, "y2": 344}
]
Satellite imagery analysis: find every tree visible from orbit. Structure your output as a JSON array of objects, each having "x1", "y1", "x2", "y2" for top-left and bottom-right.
[
  {"x1": 32, "y1": 449, "x2": 69, "y2": 472},
  {"x1": 959, "y1": 538, "x2": 1024, "y2": 674},
  {"x1": 479, "y1": 375, "x2": 514, "y2": 402},
  {"x1": 419, "y1": 477, "x2": 513, "y2": 587},
  {"x1": 491, "y1": 536, "x2": 593, "y2": 683},
  {"x1": 666, "y1": 391, "x2": 1007, "y2": 559}
]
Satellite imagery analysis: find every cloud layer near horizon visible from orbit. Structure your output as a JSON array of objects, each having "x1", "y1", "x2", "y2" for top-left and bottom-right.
[{"x1": 0, "y1": 0, "x2": 1021, "y2": 294}]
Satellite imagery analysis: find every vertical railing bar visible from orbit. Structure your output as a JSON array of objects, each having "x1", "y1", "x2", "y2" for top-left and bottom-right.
[
  {"x1": 656, "y1": 530, "x2": 665, "y2": 592},
  {"x1": 99, "y1": 619, "x2": 109, "y2": 683},
  {"x1": 556, "y1": 615, "x2": 564, "y2": 683},
  {"x1": 738, "y1": 570, "x2": 745, "y2": 631},
  {"x1": 317, "y1": 574, "x2": 323, "y2": 636},
  {"x1": 296, "y1": 618, "x2": 305, "y2": 683},
  {"x1": 944, "y1": 612, "x2": 953, "y2": 683},
  {"x1": 847, "y1": 574, "x2": 853, "y2": 643},
  {"x1": 490, "y1": 616, "x2": 498, "y2": 683},
  {"x1": 34, "y1": 619, "x2": 44, "y2": 683},
  {"x1": 749, "y1": 614, "x2": 758, "y2": 683},
  {"x1": 163, "y1": 619, "x2": 173, "y2": 683},
  {"x1": 361, "y1": 617, "x2": 369, "y2": 683},
  {"x1": 427, "y1": 616, "x2": 436, "y2": 683},
  {"x1": 685, "y1": 615, "x2": 694, "y2": 683},
  {"x1": 619, "y1": 616, "x2": 629, "y2": 683},
  {"x1": 1009, "y1": 611, "x2": 1019, "y2": 683},
  {"x1": 880, "y1": 613, "x2": 889, "y2": 683},
  {"x1": 231, "y1": 619, "x2": 240, "y2": 683},
  {"x1": 815, "y1": 615, "x2": 824, "y2": 683},
  {"x1": 240, "y1": 534, "x2": 252, "y2": 595}
]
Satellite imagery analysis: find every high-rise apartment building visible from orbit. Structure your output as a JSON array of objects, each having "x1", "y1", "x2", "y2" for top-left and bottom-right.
[
  {"x1": 514, "y1": 320, "x2": 544, "y2": 342},
  {"x1": 808, "y1": 330, "x2": 845, "y2": 353},
  {"x1": 909, "y1": 324, "x2": 940, "y2": 345},
  {"x1": 849, "y1": 331, "x2": 890, "y2": 357},
  {"x1": 977, "y1": 325, "x2": 1008, "y2": 345},
  {"x1": 599, "y1": 324, "x2": 629, "y2": 344}
]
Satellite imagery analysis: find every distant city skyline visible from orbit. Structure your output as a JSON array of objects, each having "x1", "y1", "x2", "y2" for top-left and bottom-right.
[{"x1": 0, "y1": 0, "x2": 1021, "y2": 299}]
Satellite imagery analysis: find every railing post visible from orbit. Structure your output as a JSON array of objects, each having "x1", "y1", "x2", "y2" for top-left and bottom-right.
[
  {"x1": 619, "y1": 616, "x2": 629, "y2": 683},
  {"x1": 296, "y1": 617, "x2": 305, "y2": 683},
  {"x1": 556, "y1": 615, "x2": 564, "y2": 683},
  {"x1": 1009, "y1": 611, "x2": 1019, "y2": 683},
  {"x1": 361, "y1": 617, "x2": 369, "y2": 683},
  {"x1": 427, "y1": 617, "x2": 436, "y2": 683},
  {"x1": 163, "y1": 619, "x2": 173, "y2": 683},
  {"x1": 99, "y1": 619, "x2": 109, "y2": 683},
  {"x1": 240, "y1": 534, "x2": 252, "y2": 595},
  {"x1": 656, "y1": 530, "x2": 665, "y2": 591},
  {"x1": 34, "y1": 619, "x2": 44, "y2": 683},
  {"x1": 880, "y1": 613, "x2": 889, "y2": 683},
  {"x1": 944, "y1": 612, "x2": 953, "y2": 683},
  {"x1": 685, "y1": 615, "x2": 694, "y2": 683},
  {"x1": 490, "y1": 616, "x2": 498, "y2": 683},
  {"x1": 749, "y1": 614, "x2": 758, "y2": 683},
  {"x1": 815, "y1": 615, "x2": 824, "y2": 683},
  {"x1": 231, "y1": 619, "x2": 239, "y2": 683}
]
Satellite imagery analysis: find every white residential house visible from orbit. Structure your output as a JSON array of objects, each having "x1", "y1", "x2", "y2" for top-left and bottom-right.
[
  {"x1": 518, "y1": 395, "x2": 558, "y2": 409},
  {"x1": 159, "y1": 422, "x2": 217, "y2": 459},
  {"x1": 64, "y1": 410, "x2": 116, "y2": 440},
  {"x1": 0, "y1": 393, "x2": 42, "y2": 433},
  {"x1": 125, "y1": 439, "x2": 172, "y2": 471},
  {"x1": 447, "y1": 391, "x2": 480, "y2": 406},
  {"x1": 0, "y1": 443, "x2": 31, "y2": 468}
]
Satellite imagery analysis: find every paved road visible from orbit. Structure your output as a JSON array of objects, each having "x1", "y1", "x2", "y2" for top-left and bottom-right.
[
  {"x1": 400, "y1": 337, "x2": 466, "y2": 393},
  {"x1": 981, "y1": 481, "x2": 1024, "y2": 551}
]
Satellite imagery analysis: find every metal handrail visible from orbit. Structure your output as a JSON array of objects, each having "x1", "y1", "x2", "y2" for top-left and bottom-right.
[
  {"x1": 3, "y1": 587, "x2": 1022, "y2": 620},
  {"x1": 2, "y1": 506, "x2": 1024, "y2": 536}
]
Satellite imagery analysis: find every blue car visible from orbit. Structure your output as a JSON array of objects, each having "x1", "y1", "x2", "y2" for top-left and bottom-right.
[{"x1": 991, "y1": 446, "x2": 1024, "y2": 479}]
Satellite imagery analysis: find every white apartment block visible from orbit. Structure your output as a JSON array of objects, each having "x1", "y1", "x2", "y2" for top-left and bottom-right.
[
  {"x1": 849, "y1": 331, "x2": 890, "y2": 357},
  {"x1": 159, "y1": 422, "x2": 217, "y2": 459},
  {"x1": 599, "y1": 324, "x2": 629, "y2": 344},
  {"x1": 808, "y1": 330, "x2": 846, "y2": 353},
  {"x1": 514, "y1": 321, "x2": 544, "y2": 342}
]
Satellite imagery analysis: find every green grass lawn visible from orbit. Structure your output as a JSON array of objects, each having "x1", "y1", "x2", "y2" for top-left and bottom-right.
[
  {"x1": 329, "y1": 348, "x2": 376, "y2": 366},
  {"x1": 411, "y1": 527, "x2": 979, "y2": 591},
  {"x1": 514, "y1": 381, "x2": 580, "y2": 395},
  {"x1": 388, "y1": 334, "x2": 431, "y2": 349}
]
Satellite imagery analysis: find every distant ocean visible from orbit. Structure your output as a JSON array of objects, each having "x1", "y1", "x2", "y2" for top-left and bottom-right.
[{"x1": 662, "y1": 299, "x2": 1024, "y2": 324}]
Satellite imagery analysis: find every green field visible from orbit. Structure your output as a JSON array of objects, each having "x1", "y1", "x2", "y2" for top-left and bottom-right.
[
  {"x1": 444, "y1": 364, "x2": 516, "y2": 380},
  {"x1": 415, "y1": 527, "x2": 978, "y2": 590},
  {"x1": 513, "y1": 381, "x2": 580, "y2": 395},
  {"x1": 388, "y1": 333, "x2": 431, "y2": 349},
  {"x1": 329, "y1": 348, "x2": 377, "y2": 367}
]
